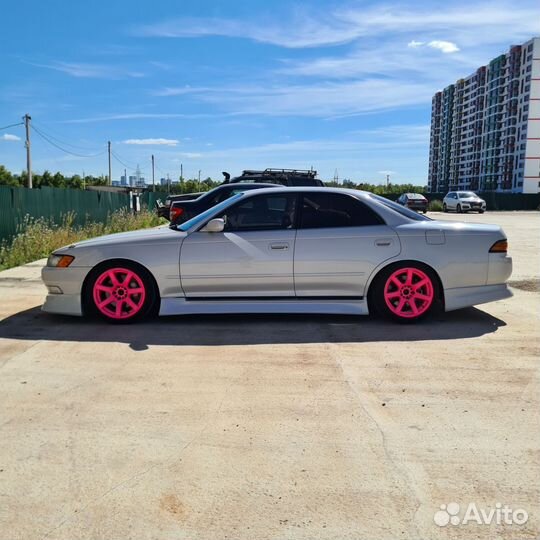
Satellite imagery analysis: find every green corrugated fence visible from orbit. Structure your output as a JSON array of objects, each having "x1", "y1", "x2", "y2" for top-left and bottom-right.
[{"x1": 0, "y1": 186, "x2": 132, "y2": 244}]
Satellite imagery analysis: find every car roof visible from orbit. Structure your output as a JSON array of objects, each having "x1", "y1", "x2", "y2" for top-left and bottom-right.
[
  {"x1": 230, "y1": 186, "x2": 375, "y2": 200},
  {"x1": 223, "y1": 182, "x2": 279, "y2": 189}
]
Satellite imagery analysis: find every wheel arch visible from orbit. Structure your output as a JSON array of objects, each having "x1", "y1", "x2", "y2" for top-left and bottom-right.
[
  {"x1": 81, "y1": 258, "x2": 161, "y2": 316},
  {"x1": 366, "y1": 259, "x2": 445, "y2": 312}
]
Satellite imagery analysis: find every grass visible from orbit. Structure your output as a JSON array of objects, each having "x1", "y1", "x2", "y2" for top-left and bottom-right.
[
  {"x1": 428, "y1": 199, "x2": 444, "y2": 212},
  {"x1": 0, "y1": 208, "x2": 163, "y2": 271}
]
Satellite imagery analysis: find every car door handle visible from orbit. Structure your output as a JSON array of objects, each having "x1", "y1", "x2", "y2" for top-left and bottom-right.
[
  {"x1": 375, "y1": 238, "x2": 392, "y2": 247},
  {"x1": 269, "y1": 243, "x2": 289, "y2": 250}
]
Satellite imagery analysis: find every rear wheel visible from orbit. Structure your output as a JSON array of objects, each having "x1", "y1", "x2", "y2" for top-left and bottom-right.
[
  {"x1": 85, "y1": 263, "x2": 158, "y2": 323},
  {"x1": 443, "y1": 203, "x2": 448, "y2": 213},
  {"x1": 457, "y1": 204, "x2": 462, "y2": 213},
  {"x1": 370, "y1": 264, "x2": 439, "y2": 322}
]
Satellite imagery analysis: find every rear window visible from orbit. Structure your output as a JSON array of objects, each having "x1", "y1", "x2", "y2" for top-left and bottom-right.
[
  {"x1": 369, "y1": 194, "x2": 432, "y2": 221},
  {"x1": 300, "y1": 192, "x2": 385, "y2": 228}
]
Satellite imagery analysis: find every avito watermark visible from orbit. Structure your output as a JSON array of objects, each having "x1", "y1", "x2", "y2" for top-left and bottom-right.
[{"x1": 434, "y1": 502, "x2": 528, "y2": 527}]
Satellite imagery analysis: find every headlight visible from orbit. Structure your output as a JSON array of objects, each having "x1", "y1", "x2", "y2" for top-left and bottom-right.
[{"x1": 47, "y1": 254, "x2": 75, "y2": 267}]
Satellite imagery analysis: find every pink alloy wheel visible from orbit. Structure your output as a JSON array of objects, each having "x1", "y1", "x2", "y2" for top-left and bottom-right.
[
  {"x1": 383, "y1": 267, "x2": 434, "y2": 319},
  {"x1": 92, "y1": 268, "x2": 146, "y2": 320}
]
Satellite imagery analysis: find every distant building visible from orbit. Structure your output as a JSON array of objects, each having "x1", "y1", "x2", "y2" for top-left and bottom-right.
[
  {"x1": 120, "y1": 175, "x2": 128, "y2": 186},
  {"x1": 428, "y1": 37, "x2": 540, "y2": 193}
]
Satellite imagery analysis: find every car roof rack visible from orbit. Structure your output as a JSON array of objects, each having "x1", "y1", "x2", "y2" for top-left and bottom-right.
[{"x1": 241, "y1": 168, "x2": 317, "y2": 178}]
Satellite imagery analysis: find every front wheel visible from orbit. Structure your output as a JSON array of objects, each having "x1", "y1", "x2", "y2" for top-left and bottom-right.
[
  {"x1": 85, "y1": 263, "x2": 158, "y2": 323},
  {"x1": 457, "y1": 204, "x2": 462, "y2": 213},
  {"x1": 370, "y1": 264, "x2": 440, "y2": 322},
  {"x1": 443, "y1": 203, "x2": 448, "y2": 213},
  {"x1": 479, "y1": 210, "x2": 485, "y2": 214}
]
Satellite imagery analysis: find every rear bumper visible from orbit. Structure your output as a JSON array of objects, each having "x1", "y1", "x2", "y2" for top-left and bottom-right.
[{"x1": 444, "y1": 283, "x2": 513, "y2": 312}]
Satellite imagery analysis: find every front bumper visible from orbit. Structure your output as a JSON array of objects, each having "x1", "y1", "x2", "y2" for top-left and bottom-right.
[
  {"x1": 461, "y1": 202, "x2": 486, "y2": 211},
  {"x1": 41, "y1": 265, "x2": 91, "y2": 316}
]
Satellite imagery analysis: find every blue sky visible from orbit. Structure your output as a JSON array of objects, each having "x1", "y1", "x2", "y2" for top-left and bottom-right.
[{"x1": 1, "y1": 0, "x2": 539, "y2": 184}]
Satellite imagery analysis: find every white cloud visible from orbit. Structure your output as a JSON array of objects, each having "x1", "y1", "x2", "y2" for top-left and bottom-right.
[
  {"x1": 407, "y1": 39, "x2": 460, "y2": 53},
  {"x1": 427, "y1": 40, "x2": 460, "y2": 53},
  {"x1": 61, "y1": 112, "x2": 218, "y2": 124},
  {"x1": 137, "y1": 3, "x2": 540, "y2": 49},
  {"x1": 29, "y1": 61, "x2": 145, "y2": 79},
  {"x1": 1, "y1": 133, "x2": 21, "y2": 141},
  {"x1": 123, "y1": 138, "x2": 179, "y2": 146},
  {"x1": 177, "y1": 152, "x2": 203, "y2": 158}
]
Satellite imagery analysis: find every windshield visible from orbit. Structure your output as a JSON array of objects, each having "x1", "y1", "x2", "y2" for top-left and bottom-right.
[
  {"x1": 176, "y1": 193, "x2": 244, "y2": 231},
  {"x1": 458, "y1": 191, "x2": 477, "y2": 198},
  {"x1": 369, "y1": 194, "x2": 432, "y2": 221}
]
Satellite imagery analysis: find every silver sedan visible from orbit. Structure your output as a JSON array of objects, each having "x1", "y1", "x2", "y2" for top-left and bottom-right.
[{"x1": 42, "y1": 187, "x2": 512, "y2": 323}]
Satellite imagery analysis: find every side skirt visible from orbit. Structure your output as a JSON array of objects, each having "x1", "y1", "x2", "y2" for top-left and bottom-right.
[{"x1": 159, "y1": 297, "x2": 369, "y2": 316}]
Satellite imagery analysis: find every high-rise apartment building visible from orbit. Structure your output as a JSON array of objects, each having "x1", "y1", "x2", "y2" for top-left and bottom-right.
[{"x1": 428, "y1": 37, "x2": 540, "y2": 193}]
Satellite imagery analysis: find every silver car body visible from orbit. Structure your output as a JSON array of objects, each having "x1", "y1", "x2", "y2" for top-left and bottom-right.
[
  {"x1": 443, "y1": 191, "x2": 487, "y2": 212},
  {"x1": 42, "y1": 187, "x2": 512, "y2": 317}
]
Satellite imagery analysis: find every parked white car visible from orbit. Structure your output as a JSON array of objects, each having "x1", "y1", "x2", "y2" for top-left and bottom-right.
[
  {"x1": 42, "y1": 187, "x2": 511, "y2": 323},
  {"x1": 443, "y1": 191, "x2": 486, "y2": 213}
]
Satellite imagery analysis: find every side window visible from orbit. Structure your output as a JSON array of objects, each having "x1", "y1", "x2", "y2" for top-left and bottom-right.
[
  {"x1": 300, "y1": 193, "x2": 384, "y2": 229},
  {"x1": 220, "y1": 194, "x2": 297, "y2": 232}
]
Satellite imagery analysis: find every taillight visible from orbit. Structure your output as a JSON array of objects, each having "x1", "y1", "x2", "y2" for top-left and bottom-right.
[
  {"x1": 489, "y1": 239, "x2": 508, "y2": 253},
  {"x1": 170, "y1": 206, "x2": 184, "y2": 222}
]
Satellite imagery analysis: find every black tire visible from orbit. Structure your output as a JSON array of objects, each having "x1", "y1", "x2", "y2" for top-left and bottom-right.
[
  {"x1": 479, "y1": 210, "x2": 485, "y2": 214},
  {"x1": 83, "y1": 260, "x2": 159, "y2": 323},
  {"x1": 368, "y1": 262, "x2": 441, "y2": 323},
  {"x1": 457, "y1": 204, "x2": 462, "y2": 213},
  {"x1": 443, "y1": 203, "x2": 448, "y2": 213}
]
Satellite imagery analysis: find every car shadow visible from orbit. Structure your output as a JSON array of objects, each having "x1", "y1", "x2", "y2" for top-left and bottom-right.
[{"x1": 0, "y1": 305, "x2": 506, "y2": 350}]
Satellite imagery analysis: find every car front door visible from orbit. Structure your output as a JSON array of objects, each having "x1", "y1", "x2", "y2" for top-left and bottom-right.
[
  {"x1": 446, "y1": 192, "x2": 456, "y2": 210},
  {"x1": 180, "y1": 193, "x2": 298, "y2": 297},
  {"x1": 293, "y1": 192, "x2": 400, "y2": 297}
]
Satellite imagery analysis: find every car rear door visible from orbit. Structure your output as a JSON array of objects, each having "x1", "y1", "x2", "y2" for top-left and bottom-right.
[
  {"x1": 180, "y1": 192, "x2": 298, "y2": 297},
  {"x1": 293, "y1": 192, "x2": 400, "y2": 297}
]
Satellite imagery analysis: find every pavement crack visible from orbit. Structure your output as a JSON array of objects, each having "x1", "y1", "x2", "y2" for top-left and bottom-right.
[{"x1": 326, "y1": 342, "x2": 423, "y2": 539}]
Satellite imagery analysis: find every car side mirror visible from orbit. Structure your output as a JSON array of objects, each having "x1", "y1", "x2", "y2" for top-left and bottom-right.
[{"x1": 200, "y1": 218, "x2": 225, "y2": 233}]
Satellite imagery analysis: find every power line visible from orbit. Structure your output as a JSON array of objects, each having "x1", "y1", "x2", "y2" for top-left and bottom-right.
[
  {"x1": 0, "y1": 121, "x2": 24, "y2": 131},
  {"x1": 111, "y1": 150, "x2": 146, "y2": 173},
  {"x1": 31, "y1": 124, "x2": 106, "y2": 158},
  {"x1": 31, "y1": 121, "x2": 104, "y2": 152}
]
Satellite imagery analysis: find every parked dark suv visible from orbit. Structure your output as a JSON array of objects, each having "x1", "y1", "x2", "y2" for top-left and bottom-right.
[
  {"x1": 157, "y1": 168, "x2": 323, "y2": 220},
  {"x1": 224, "y1": 168, "x2": 324, "y2": 187},
  {"x1": 169, "y1": 183, "x2": 278, "y2": 225}
]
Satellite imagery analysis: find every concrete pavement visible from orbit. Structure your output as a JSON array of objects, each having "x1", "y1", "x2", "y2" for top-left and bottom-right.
[{"x1": 0, "y1": 211, "x2": 538, "y2": 540}]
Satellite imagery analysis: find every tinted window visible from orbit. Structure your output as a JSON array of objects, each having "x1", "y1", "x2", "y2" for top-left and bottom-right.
[
  {"x1": 368, "y1": 194, "x2": 432, "y2": 221},
  {"x1": 220, "y1": 193, "x2": 297, "y2": 231},
  {"x1": 300, "y1": 193, "x2": 384, "y2": 229}
]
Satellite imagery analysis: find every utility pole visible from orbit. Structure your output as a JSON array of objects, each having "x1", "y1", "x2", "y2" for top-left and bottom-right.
[
  {"x1": 198, "y1": 169, "x2": 201, "y2": 191},
  {"x1": 386, "y1": 174, "x2": 390, "y2": 189},
  {"x1": 124, "y1": 168, "x2": 127, "y2": 187},
  {"x1": 151, "y1": 154, "x2": 155, "y2": 192},
  {"x1": 23, "y1": 114, "x2": 32, "y2": 188},
  {"x1": 82, "y1": 170, "x2": 85, "y2": 190},
  {"x1": 180, "y1": 163, "x2": 183, "y2": 182},
  {"x1": 107, "y1": 141, "x2": 112, "y2": 186}
]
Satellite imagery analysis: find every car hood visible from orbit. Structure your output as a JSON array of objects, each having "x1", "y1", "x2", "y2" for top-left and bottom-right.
[
  {"x1": 459, "y1": 197, "x2": 484, "y2": 202},
  {"x1": 61, "y1": 226, "x2": 183, "y2": 251}
]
